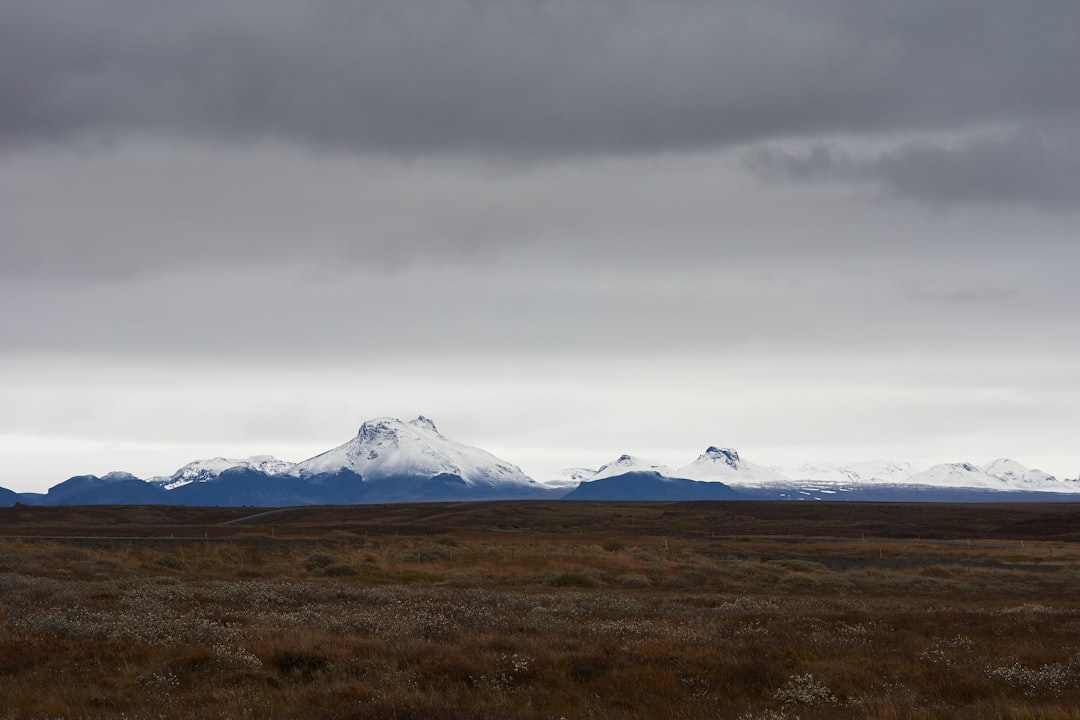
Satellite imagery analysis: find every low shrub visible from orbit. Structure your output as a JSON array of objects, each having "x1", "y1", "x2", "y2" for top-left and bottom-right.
[
  {"x1": 269, "y1": 650, "x2": 331, "y2": 682},
  {"x1": 617, "y1": 573, "x2": 651, "y2": 588},
  {"x1": 775, "y1": 673, "x2": 838, "y2": 707},
  {"x1": 542, "y1": 572, "x2": 597, "y2": 588}
]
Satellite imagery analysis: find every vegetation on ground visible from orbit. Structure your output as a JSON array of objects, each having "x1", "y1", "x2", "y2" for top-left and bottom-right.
[{"x1": 1, "y1": 501, "x2": 1080, "y2": 718}]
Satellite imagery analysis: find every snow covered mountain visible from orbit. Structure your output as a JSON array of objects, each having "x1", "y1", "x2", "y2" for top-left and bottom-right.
[
  {"x1": 774, "y1": 458, "x2": 1080, "y2": 494},
  {"x1": 900, "y1": 459, "x2": 1080, "y2": 493},
  {"x1": 564, "y1": 449, "x2": 1079, "y2": 500},
  {"x1": 981, "y1": 458, "x2": 1064, "y2": 490},
  {"x1": 592, "y1": 455, "x2": 675, "y2": 480},
  {"x1": 676, "y1": 447, "x2": 792, "y2": 486},
  {"x1": 152, "y1": 455, "x2": 294, "y2": 490},
  {"x1": 288, "y1": 416, "x2": 546, "y2": 500},
  {"x1": 555, "y1": 455, "x2": 688, "y2": 500}
]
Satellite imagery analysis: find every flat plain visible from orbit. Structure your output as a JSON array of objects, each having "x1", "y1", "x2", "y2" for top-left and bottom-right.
[{"x1": 2, "y1": 501, "x2": 1080, "y2": 719}]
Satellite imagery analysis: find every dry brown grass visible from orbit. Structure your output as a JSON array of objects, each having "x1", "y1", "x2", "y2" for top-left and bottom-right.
[{"x1": 1, "y1": 501, "x2": 1080, "y2": 718}]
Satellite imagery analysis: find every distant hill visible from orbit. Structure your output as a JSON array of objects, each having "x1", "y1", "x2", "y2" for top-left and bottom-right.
[{"x1": 563, "y1": 471, "x2": 742, "y2": 501}]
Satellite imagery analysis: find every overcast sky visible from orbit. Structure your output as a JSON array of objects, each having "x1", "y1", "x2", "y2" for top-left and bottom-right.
[{"x1": 2, "y1": 0, "x2": 1079, "y2": 492}]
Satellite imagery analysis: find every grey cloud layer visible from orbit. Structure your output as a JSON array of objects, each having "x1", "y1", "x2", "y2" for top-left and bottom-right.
[
  {"x1": 2, "y1": 0, "x2": 1079, "y2": 157},
  {"x1": 747, "y1": 131, "x2": 1080, "y2": 209},
  {"x1": 6, "y1": 143, "x2": 1077, "y2": 283},
  {"x1": 1, "y1": 0, "x2": 1077, "y2": 356}
]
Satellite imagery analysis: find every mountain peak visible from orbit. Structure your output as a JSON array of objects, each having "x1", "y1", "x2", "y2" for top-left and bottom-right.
[
  {"x1": 592, "y1": 455, "x2": 675, "y2": 480},
  {"x1": 906, "y1": 462, "x2": 1009, "y2": 489},
  {"x1": 357, "y1": 417, "x2": 404, "y2": 443},
  {"x1": 411, "y1": 415, "x2": 439, "y2": 433},
  {"x1": 677, "y1": 447, "x2": 790, "y2": 486},
  {"x1": 982, "y1": 458, "x2": 1057, "y2": 486},
  {"x1": 704, "y1": 447, "x2": 741, "y2": 468},
  {"x1": 101, "y1": 471, "x2": 141, "y2": 483},
  {"x1": 357, "y1": 415, "x2": 442, "y2": 440}
]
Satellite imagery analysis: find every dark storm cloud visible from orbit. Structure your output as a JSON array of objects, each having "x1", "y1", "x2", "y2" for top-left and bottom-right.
[
  {"x1": 1, "y1": 0, "x2": 1079, "y2": 158},
  {"x1": 868, "y1": 135, "x2": 1080, "y2": 209},
  {"x1": 747, "y1": 132, "x2": 1080, "y2": 209}
]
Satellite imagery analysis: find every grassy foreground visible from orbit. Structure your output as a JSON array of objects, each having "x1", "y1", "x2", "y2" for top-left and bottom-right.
[{"x1": 1, "y1": 501, "x2": 1080, "y2": 719}]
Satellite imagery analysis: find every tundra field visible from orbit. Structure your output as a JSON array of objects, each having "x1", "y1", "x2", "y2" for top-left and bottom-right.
[{"x1": 2, "y1": 502, "x2": 1080, "y2": 719}]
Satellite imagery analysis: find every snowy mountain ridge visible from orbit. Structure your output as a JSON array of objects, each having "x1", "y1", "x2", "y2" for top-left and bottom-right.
[
  {"x1": 152, "y1": 455, "x2": 295, "y2": 490},
  {"x1": 558, "y1": 450, "x2": 1077, "y2": 494},
  {"x1": 781, "y1": 460, "x2": 926, "y2": 485},
  {"x1": 982, "y1": 458, "x2": 1057, "y2": 487},
  {"x1": 904, "y1": 459, "x2": 1079, "y2": 493},
  {"x1": 7, "y1": 416, "x2": 1080, "y2": 507},
  {"x1": 591, "y1": 455, "x2": 675, "y2": 481}
]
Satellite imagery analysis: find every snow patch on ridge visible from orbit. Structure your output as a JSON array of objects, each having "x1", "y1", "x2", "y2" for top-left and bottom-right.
[
  {"x1": 100, "y1": 471, "x2": 142, "y2": 483},
  {"x1": 546, "y1": 467, "x2": 597, "y2": 489}
]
